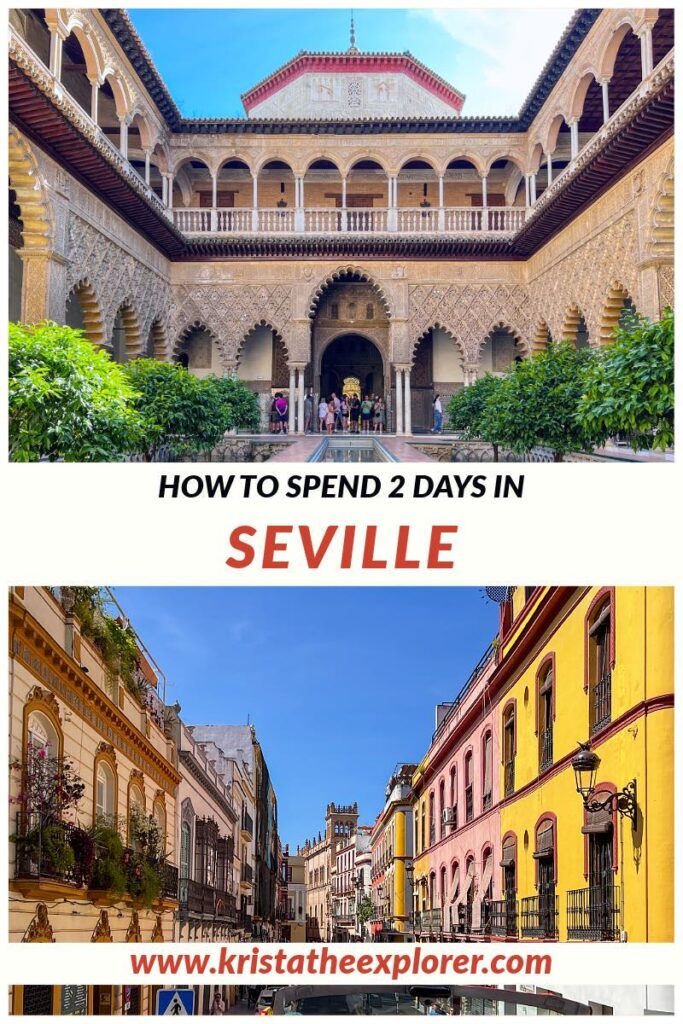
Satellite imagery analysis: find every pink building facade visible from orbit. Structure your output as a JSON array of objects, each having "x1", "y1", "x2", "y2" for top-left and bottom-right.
[{"x1": 412, "y1": 643, "x2": 507, "y2": 941}]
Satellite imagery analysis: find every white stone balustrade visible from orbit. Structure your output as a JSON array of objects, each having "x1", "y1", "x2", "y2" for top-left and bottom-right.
[{"x1": 172, "y1": 205, "x2": 527, "y2": 236}]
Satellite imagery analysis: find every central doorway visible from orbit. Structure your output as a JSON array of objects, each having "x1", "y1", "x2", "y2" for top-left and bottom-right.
[{"x1": 320, "y1": 334, "x2": 384, "y2": 401}]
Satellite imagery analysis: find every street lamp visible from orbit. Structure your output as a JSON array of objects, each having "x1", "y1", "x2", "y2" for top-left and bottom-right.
[{"x1": 571, "y1": 742, "x2": 638, "y2": 825}]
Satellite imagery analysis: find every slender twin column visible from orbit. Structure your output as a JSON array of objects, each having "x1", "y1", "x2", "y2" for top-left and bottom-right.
[
  {"x1": 392, "y1": 365, "x2": 412, "y2": 435},
  {"x1": 287, "y1": 364, "x2": 309, "y2": 434}
]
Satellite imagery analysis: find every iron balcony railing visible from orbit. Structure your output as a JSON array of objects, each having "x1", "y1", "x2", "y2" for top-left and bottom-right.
[
  {"x1": 451, "y1": 903, "x2": 473, "y2": 935},
  {"x1": 415, "y1": 908, "x2": 443, "y2": 934},
  {"x1": 160, "y1": 862, "x2": 179, "y2": 900},
  {"x1": 241, "y1": 811, "x2": 254, "y2": 837},
  {"x1": 487, "y1": 898, "x2": 519, "y2": 937},
  {"x1": 539, "y1": 726, "x2": 553, "y2": 771},
  {"x1": 566, "y1": 885, "x2": 621, "y2": 941},
  {"x1": 504, "y1": 760, "x2": 515, "y2": 796},
  {"x1": 591, "y1": 672, "x2": 612, "y2": 734},
  {"x1": 520, "y1": 893, "x2": 559, "y2": 939},
  {"x1": 241, "y1": 862, "x2": 254, "y2": 883},
  {"x1": 178, "y1": 878, "x2": 236, "y2": 919},
  {"x1": 14, "y1": 815, "x2": 90, "y2": 888}
]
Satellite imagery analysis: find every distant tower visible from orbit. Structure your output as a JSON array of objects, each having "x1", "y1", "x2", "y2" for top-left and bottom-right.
[{"x1": 326, "y1": 801, "x2": 359, "y2": 855}]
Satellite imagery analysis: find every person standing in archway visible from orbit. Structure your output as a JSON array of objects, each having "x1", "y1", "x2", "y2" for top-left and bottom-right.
[
  {"x1": 274, "y1": 392, "x2": 289, "y2": 434},
  {"x1": 432, "y1": 393, "x2": 443, "y2": 434},
  {"x1": 304, "y1": 391, "x2": 314, "y2": 434},
  {"x1": 318, "y1": 396, "x2": 328, "y2": 433},
  {"x1": 350, "y1": 396, "x2": 361, "y2": 434},
  {"x1": 374, "y1": 397, "x2": 386, "y2": 434},
  {"x1": 360, "y1": 395, "x2": 374, "y2": 434}
]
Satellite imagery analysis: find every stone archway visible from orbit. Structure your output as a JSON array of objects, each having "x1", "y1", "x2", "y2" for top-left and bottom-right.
[{"x1": 319, "y1": 333, "x2": 385, "y2": 401}]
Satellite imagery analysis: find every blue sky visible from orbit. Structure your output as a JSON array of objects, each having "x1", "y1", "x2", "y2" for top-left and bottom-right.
[
  {"x1": 128, "y1": 8, "x2": 572, "y2": 118},
  {"x1": 115, "y1": 587, "x2": 499, "y2": 846}
]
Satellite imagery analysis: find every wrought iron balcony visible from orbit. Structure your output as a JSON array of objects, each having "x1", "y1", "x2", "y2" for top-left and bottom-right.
[
  {"x1": 504, "y1": 760, "x2": 515, "y2": 796},
  {"x1": 178, "y1": 877, "x2": 236, "y2": 919},
  {"x1": 487, "y1": 898, "x2": 519, "y2": 937},
  {"x1": 520, "y1": 893, "x2": 558, "y2": 939},
  {"x1": 450, "y1": 903, "x2": 473, "y2": 936},
  {"x1": 241, "y1": 811, "x2": 254, "y2": 838},
  {"x1": 539, "y1": 726, "x2": 553, "y2": 771},
  {"x1": 241, "y1": 862, "x2": 254, "y2": 884},
  {"x1": 566, "y1": 885, "x2": 621, "y2": 941},
  {"x1": 591, "y1": 672, "x2": 612, "y2": 734},
  {"x1": 415, "y1": 908, "x2": 443, "y2": 934},
  {"x1": 171, "y1": 205, "x2": 527, "y2": 238},
  {"x1": 160, "y1": 862, "x2": 179, "y2": 900},
  {"x1": 14, "y1": 816, "x2": 91, "y2": 888}
]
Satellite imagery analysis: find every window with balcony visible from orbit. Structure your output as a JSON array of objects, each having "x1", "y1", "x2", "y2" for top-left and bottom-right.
[
  {"x1": 420, "y1": 803, "x2": 426, "y2": 852},
  {"x1": 503, "y1": 705, "x2": 515, "y2": 796},
  {"x1": 587, "y1": 594, "x2": 613, "y2": 734},
  {"x1": 482, "y1": 732, "x2": 493, "y2": 811},
  {"x1": 568, "y1": 790, "x2": 620, "y2": 940},
  {"x1": 522, "y1": 817, "x2": 557, "y2": 939},
  {"x1": 439, "y1": 779, "x2": 445, "y2": 839},
  {"x1": 537, "y1": 661, "x2": 554, "y2": 772},
  {"x1": 464, "y1": 752, "x2": 474, "y2": 823},
  {"x1": 493, "y1": 834, "x2": 518, "y2": 937},
  {"x1": 428, "y1": 792, "x2": 435, "y2": 846}
]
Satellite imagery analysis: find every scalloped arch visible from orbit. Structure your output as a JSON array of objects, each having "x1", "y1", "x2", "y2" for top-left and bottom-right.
[
  {"x1": 413, "y1": 322, "x2": 466, "y2": 361},
  {"x1": 8, "y1": 127, "x2": 54, "y2": 250},
  {"x1": 67, "y1": 278, "x2": 106, "y2": 347},
  {"x1": 307, "y1": 266, "x2": 392, "y2": 320}
]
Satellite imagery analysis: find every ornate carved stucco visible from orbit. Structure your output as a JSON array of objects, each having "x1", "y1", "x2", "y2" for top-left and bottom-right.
[
  {"x1": 169, "y1": 284, "x2": 293, "y2": 364},
  {"x1": 66, "y1": 213, "x2": 170, "y2": 350},
  {"x1": 408, "y1": 282, "x2": 531, "y2": 361}
]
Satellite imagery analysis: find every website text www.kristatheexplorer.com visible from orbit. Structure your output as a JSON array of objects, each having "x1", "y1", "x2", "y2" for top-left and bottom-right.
[{"x1": 130, "y1": 947, "x2": 553, "y2": 981}]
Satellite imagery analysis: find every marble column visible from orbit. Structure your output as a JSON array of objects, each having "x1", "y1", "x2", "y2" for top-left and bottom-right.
[
  {"x1": 404, "y1": 368, "x2": 412, "y2": 435},
  {"x1": 639, "y1": 24, "x2": 653, "y2": 78},
  {"x1": 600, "y1": 79, "x2": 610, "y2": 124},
  {"x1": 569, "y1": 119, "x2": 579, "y2": 160},
  {"x1": 119, "y1": 118, "x2": 128, "y2": 160},
  {"x1": 144, "y1": 150, "x2": 151, "y2": 185},
  {"x1": 90, "y1": 81, "x2": 99, "y2": 124},
  {"x1": 288, "y1": 367, "x2": 296, "y2": 434},
  {"x1": 252, "y1": 174, "x2": 259, "y2": 231},
  {"x1": 394, "y1": 367, "x2": 404, "y2": 434},
  {"x1": 297, "y1": 366, "x2": 306, "y2": 434},
  {"x1": 49, "y1": 30, "x2": 63, "y2": 79},
  {"x1": 546, "y1": 152, "x2": 553, "y2": 186}
]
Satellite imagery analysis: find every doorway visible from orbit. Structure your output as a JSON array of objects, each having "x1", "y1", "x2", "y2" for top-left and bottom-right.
[{"x1": 320, "y1": 335, "x2": 384, "y2": 402}]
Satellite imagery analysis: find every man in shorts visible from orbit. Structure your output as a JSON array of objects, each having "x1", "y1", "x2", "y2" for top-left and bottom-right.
[{"x1": 360, "y1": 395, "x2": 374, "y2": 433}]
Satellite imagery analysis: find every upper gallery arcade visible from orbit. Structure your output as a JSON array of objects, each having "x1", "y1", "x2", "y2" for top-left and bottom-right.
[{"x1": 8, "y1": 8, "x2": 674, "y2": 433}]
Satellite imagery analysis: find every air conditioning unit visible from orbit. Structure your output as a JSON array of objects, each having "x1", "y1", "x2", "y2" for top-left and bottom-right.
[{"x1": 442, "y1": 807, "x2": 457, "y2": 825}]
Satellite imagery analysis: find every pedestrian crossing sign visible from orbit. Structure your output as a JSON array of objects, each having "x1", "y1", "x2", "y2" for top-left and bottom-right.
[{"x1": 157, "y1": 989, "x2": 195, "y2": 1015}]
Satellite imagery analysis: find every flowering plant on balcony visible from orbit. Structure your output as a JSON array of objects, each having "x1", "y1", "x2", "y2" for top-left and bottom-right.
[
  {"x1": 88, "y1": 815, "x2": 127, "y2": 895},
  {"x1": 126, "y1": 809, "x2": 167, "y2": 907},
  {"x1": 10, "y1": 743, "x2": 93, "y2": 883}
]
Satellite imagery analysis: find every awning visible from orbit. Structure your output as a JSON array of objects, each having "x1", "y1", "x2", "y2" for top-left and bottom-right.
[
  {"x1": 480, "y1": 852, "x2": 494, "y2": 896},
  {"x1": 500, "y1": 839, "x2": 515, "y2": 868},
  {"x1": 449, "y1": 865, "x2": 460, "y2": 904},
  {"x1": 455, "y1": 860, "x2": 475, "y2": 906},
  {"x1": 534, "y1": 820, "x2": 554, "y2": 859}
]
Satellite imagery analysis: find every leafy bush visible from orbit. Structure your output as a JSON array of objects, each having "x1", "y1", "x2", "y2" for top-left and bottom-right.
[
  {"x1": 202, "y1": 373, "x2": 260, "y2": 433},
  {"x1": 478, "y1": 343, "x2": 599, "y2": 461},
  {"x1": 67, "y1": 588, "x2": 140, "y2": 693},
  {"x1": 9, "y1": 321, "x2": 140, "y2": 461},
  {"x1": 578, "y1": 307, "x2": 674, "y2": 451},
  {"x1": 447, "y1": 375, "x2": 504, "y2": 450},
  {"x1": 41, "y1": 824, "x2": 76, "y2": 875}
]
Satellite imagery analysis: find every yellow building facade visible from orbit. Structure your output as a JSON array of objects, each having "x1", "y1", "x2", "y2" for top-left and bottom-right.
[
  {"x1": 370, "y1": 765, "x2": 415, "y2": 939},
  {"x1": 498, "y1": 586, "x2": 673, "y2": 943},
  {"x1": 409, "y1": 587, "x2": 672, "y2": 944}
]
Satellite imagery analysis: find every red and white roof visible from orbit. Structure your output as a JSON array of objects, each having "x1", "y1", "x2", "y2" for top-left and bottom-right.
[{"x1": 242, "y1": 50, "x2": 466, "y2": 119}]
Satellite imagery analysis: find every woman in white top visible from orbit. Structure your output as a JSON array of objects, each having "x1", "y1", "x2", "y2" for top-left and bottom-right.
[{"x1": 318, "y1": 398, "x2": 328, "y2": 432}]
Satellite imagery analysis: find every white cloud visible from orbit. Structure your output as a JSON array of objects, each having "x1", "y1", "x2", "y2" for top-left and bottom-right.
[{"x1": 411, "y1": 8, "x2": 573, "y2": 115}]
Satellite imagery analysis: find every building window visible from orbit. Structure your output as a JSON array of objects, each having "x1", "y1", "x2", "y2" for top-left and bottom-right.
[
  {"x1": 530, "y1": 817, "x2": 557, "y2": 939},
  {"x1": 449, "y1": 766, "x2": 457, "y2": 829},
  {"x1": 330, "y1": 303, "x2": 339, "y2": 320},
  {"x1": 503, "y1": 705, "x2": 515, "y2": 796},
  {"x1": 482, "y1": 732, "x2": 493, "y2": 811},
  {"x1": 27, "y1": 710, "x2": 60, "y2": 757},
  {"x1": 180, "y1": 821, "x2": 191, "y2": 880},
  {"x1": 428, "y1": 792, "x2": 435, "y2": 846},
  {"x1": 421, "y1": 802, "x2": 426, "y2": 851},
  {"x1": 501, "y1": 834, "x2": 517, "y2": 930},
  {"x1": 538, "y1": 661, "x2": 554, "y2": 771},
  {"x1": 587, "y1": 594, "x2": 613, "y2": 734},
  {"x1": 439, "y1": 779, "x2": 446, "y2": 839},
  {"x1": 96, "y1": 761, "x2": 115, "y2": 819},
  {"x1": 464, "y1": 752, "x2": 474, "y2": 823},
  {"x1": 366, "y1": 303, "x2": 374, "y2": 320}
]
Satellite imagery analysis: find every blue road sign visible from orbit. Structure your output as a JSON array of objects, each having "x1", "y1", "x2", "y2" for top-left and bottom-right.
[{"x1": 157, "y1": 989, "x2": 195, "y2": 1016}]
